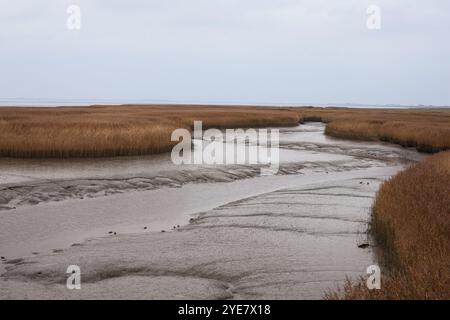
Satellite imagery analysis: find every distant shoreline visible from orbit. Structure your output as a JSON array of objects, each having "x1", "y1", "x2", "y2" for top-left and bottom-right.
[{"x1": 0, "y1": 99, "x2": 448, "y2": 109}]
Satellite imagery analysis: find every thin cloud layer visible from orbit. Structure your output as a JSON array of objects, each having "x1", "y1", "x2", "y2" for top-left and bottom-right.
[{"x1": 1, "y1": 0, "x2": 449, "y2": 105}]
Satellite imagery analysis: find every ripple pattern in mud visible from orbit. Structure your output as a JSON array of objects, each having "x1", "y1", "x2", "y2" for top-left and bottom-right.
[{"x1": 1, "y1": 177, "x2": 383, "y2": 299}]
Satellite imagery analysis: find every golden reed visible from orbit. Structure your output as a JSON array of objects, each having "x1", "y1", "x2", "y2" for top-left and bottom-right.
[{"x1": 0, "y1": 105, "x2": 299, "y2": 158}]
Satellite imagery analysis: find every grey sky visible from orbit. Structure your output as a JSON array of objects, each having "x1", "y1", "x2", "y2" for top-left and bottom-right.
[{"x1": 1, "y1": 0, "x2": 449, "y2": 106}]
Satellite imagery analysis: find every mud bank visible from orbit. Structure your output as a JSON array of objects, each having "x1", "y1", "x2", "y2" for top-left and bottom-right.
[
  {"x1": 0, "y1": 124, "x2": 421, "y2": 211},
  {"x1": 0, "y1": 123, "x2": 424, "y2": 299}
]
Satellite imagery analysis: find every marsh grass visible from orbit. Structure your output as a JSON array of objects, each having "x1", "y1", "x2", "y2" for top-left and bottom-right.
[
  {"x1": 2, "y1": 105, "x2": 449, "y2": 158},
  {"x1": 0, "y1": 105, "x2": 299, "y2": 158},
  {"x1": 293, "y1": 107, "x2": 450, "y2": 152},
  {"x1": 326, "y1": 151, "x2": 450, "y2": 300}
]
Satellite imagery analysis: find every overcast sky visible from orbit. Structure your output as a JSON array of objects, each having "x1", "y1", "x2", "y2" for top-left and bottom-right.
[{"x1": 1, "y1": 0, "x2": 449, "y2": 106}]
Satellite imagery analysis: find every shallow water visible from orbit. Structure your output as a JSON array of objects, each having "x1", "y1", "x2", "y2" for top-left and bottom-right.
[{"x1": 0, "y1": 123, "x2": 423, "y2": 299}]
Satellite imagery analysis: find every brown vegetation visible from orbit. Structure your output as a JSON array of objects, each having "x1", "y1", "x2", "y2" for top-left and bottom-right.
[
  {"x1": 326, "y1": 151, "x2": 450, "y2": 299},
  {"x1": 2, "y1": 105, "x2": 449, "y2": 158},
  {"x1": 292, "y1": 107, "x2": 450, "y2": 152},
  {"x1": 0, "y1": 105, "x2": 299, "y2": 158}
]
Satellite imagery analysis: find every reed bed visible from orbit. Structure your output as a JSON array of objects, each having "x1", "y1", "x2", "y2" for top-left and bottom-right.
[
  {"x1": 0, "y1": 105, "x2": 299, "y2": 158},
  {"x1": 2, "y1": 105, "x2": 449, "y2": 158},
  {"x1": 326, "y1": 151, "x2": 450, "y2": 299},
  {"x1": 293, "y1": 107, "x2": 450, "y2": 152}
]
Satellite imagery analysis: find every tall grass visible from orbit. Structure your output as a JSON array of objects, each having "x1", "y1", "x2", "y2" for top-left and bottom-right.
[
  {"x1": 2, "y1": 105, "x2": 449, "y2": 158},
  {"x1": 0, "y1": 105, "x2": 300, "y2": 158},
  {"x1": 326, "y1": 151, "x2": 450, "y2": 299},
  {"x1": 294, "y1": 107, "x2": 450, "y2": 152}
]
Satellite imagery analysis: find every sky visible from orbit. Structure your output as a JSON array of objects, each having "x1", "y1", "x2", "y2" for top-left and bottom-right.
[{"x1": 1, "y1": 0, "x2": 449, "y2": 106}]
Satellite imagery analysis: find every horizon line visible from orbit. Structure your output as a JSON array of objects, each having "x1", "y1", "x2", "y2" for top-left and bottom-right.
[{"x1": 0, "y1": 97, "x2": 448, "y2": 109}]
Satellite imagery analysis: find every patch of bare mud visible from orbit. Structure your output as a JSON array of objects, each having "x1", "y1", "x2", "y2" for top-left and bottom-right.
[
  {"x1": 0, "y1": 159, "x2": 381, "y2": 211},
  {"x1": 0, "y1": 123, "x2": 424, "y2": 299},
  {"x1": 0, "y1": 173, "x2": 392, "y2": 299}
]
